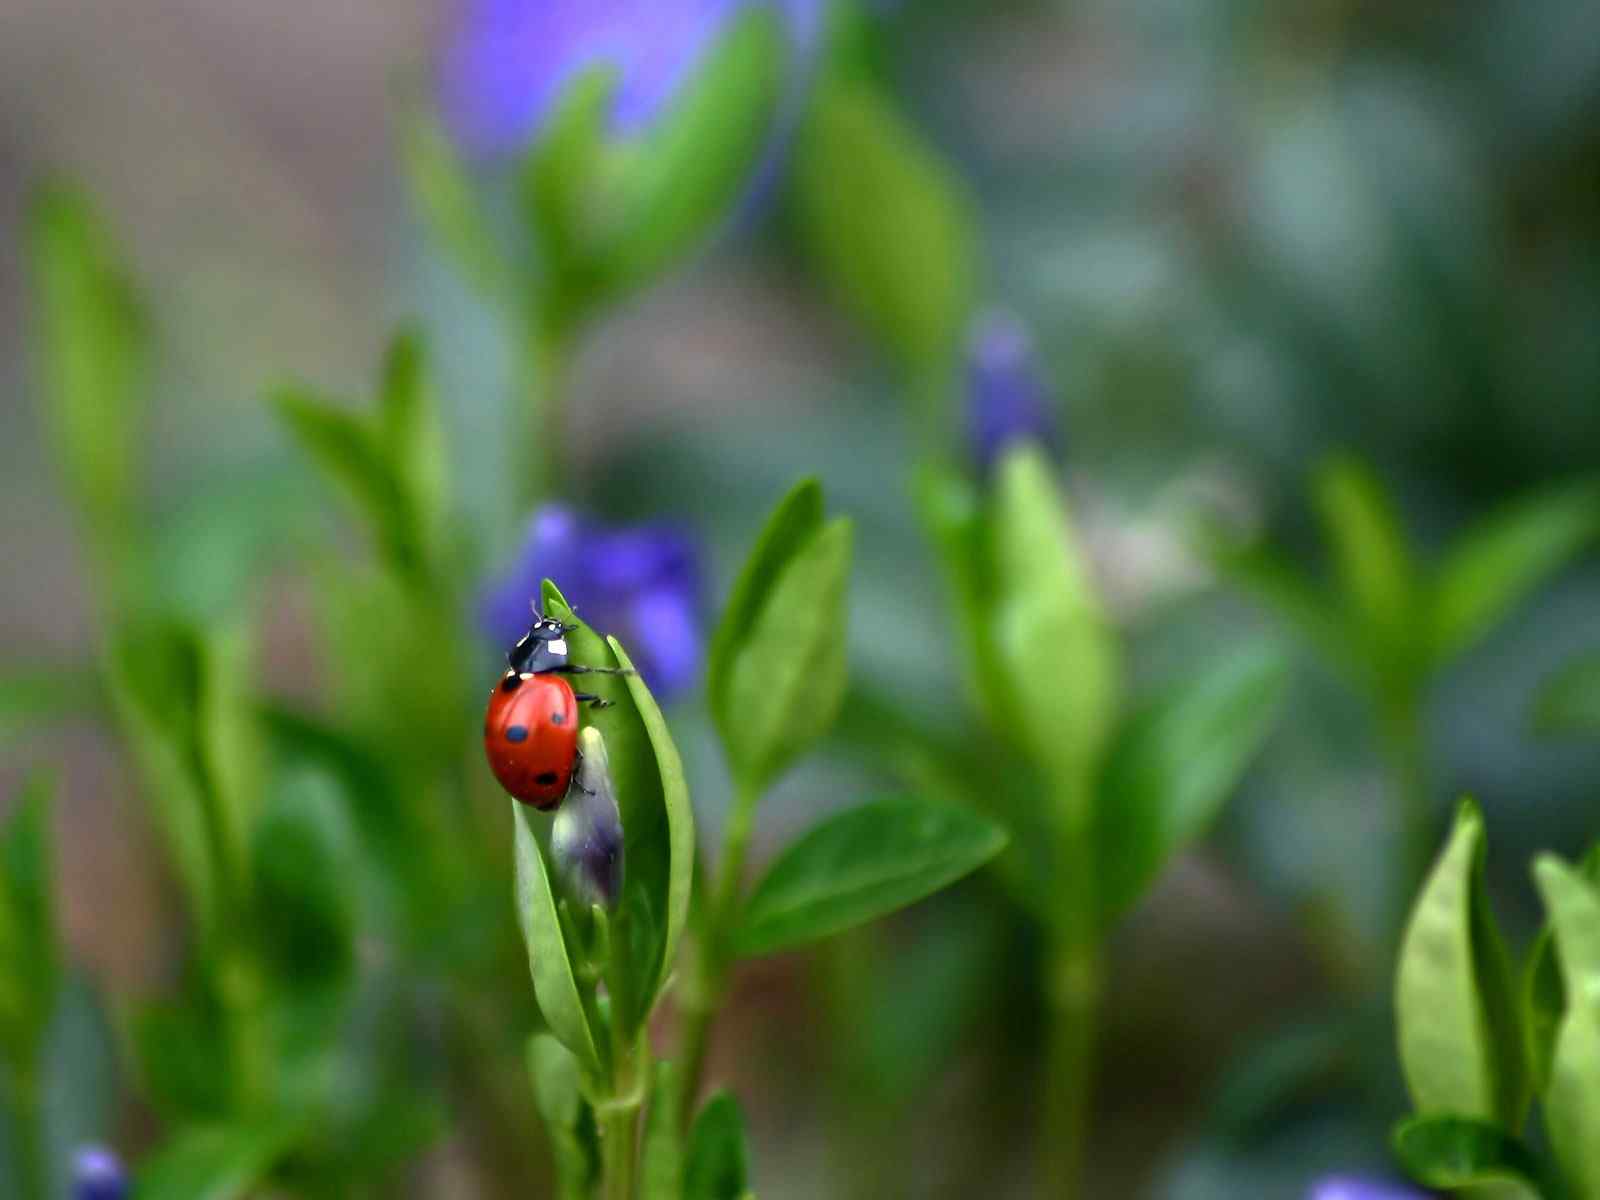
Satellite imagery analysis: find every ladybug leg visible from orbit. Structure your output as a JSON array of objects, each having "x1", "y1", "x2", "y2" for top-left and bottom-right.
[
  {"x1": 570, "y1": 749, "x2": 597, "y2": 797},
  {"x1": 572, "y1": 691, "x2": 613, "y2": 710},
  {"x1": 553, "y1": 663, "x2": 635, "y2": 678}
]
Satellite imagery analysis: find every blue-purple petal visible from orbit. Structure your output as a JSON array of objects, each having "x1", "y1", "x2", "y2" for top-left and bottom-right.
[
  {"x1": 72, "y1": 1145, "x2": 128, "y2": 1200},
  {"x1": 965, "y1": 309, "x2": 1062, "y2": 478},
  {"x1": 1306, "y1": 1175, "x2": 1433, "y2": 1200}
]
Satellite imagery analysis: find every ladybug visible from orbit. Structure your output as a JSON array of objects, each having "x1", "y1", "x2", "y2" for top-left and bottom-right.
[{"x1": 483, "y1": 612, "x2": 624, "y2": 809}]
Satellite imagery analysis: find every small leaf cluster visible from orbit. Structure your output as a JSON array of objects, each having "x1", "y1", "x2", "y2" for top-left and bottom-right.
[{"x1": 1393, "y1": 802, "x2": 1600, "y2": 1198}]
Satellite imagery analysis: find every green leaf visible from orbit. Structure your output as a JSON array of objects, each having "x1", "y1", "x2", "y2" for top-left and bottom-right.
[
  {"x1": 1395, "y1": 799, "x2": 1528, "y2": 1129},
  {"x1": 793, "y1": 74, "x2": 974, "y2": 384},
  {"x1": 27, "y1": 183, "x2": 146, "y2": 581},
  {"x1": 542, "y1": 582, "x2": 675, "y2": 1039},
  {"x1": 683, "y1": 1091, "x2": 749, "y2": 1200},
  {"x1": 640, "y1": 1059, "x2": 684, "y2": 1200},
  {"x1": 735, "y1": 796, "x2": 1007, "y2": 957},
  {"x1": 133, "y1": 1120, "x2": 300, "y2": 1200},
  {"x1": 1533, "y1": 855, "x2": 1600, "y2": 1198},
  {"x1": 1534, "y1": 649, "x2": 1600, "y2": 737},
  {"x1": 1312, "y1": 455, "x2": 1419, "y2": 677},
  {"x1": 1198, "y1": 531, "x2": 1349, "y2": 667},
  {"x1": 912, "y1": 464, "x2": 991, "y2": 707},
  {"x1": 1096, "y1": 642, "x2": 1289, "y2": 926},
  {"x1": 400, "y1": 109, "x2": 506, "y2": 300},
  {"x1": 1431, "y1": 481, "x2": 1600, "y2": 668},
  {"x1": 1523, "y1": 845, "x2": 1600, "y2": 1094},
  {"x1": 598, "y1": 7, "x2": 784, "y2": 297},
  {"x1": 1391, "y1": 1114, "x2": 1545, "y2": 1195},
  {"x1": 0, "y1": 775, "x2": 60, "y2": 1067},
  {"x1": 986, "y1": 445, "x2": 1119, "y2": 814},
  {"x1": 0, "y1": 665, "x2": 104, "y2": 750},
  {"x1": 610, "y1": 638, "x2": 695, "y2": 1003},
  {"x1": 513, "y1": 802, "x2": 599, "y2": 1073},
  {"x1": 376, "y1": 329, "x2": 447, "y2": 562},
  {"x1": 527, "y1": 1035, "x2": 600, "y2": 1200}
]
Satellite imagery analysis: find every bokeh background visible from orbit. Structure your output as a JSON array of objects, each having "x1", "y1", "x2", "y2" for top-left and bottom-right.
[{"x1": 3, "y1": 0, "x2": 1600, "y2": 1196}]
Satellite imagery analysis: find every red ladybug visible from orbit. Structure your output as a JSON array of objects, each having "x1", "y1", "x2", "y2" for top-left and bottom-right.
[{"x1": 483, "y1": 613, "x2": 622, "y2": 809}]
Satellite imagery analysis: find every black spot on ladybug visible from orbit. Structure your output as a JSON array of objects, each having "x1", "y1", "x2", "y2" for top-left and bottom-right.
[
  {"x1": 506, "y1": 725, "x2": 529, "y2": 743},
  {"x1": 535, "y1": 771, "x2": 559, "y2": 786},
  {"x1": 550, "y1": 711, "x2": 566, "y2": 725}
]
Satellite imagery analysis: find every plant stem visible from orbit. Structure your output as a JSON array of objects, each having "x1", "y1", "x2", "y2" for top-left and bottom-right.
[
  {"x1": 8, "y1": 1054, "x2": 47, "y2": 1200},
  {"x1": 218, "y1": 945, "x2": 272, "y2": 1114},
  {"x1": 601, "y1": 1020, "x2": 646, "y2": 1200},
  {"x1": 1382, "y1": 691, "x2": 1432, "y2": 951},
  {"x1": 518, "y1": 314, "x2": 575, "y2": 507},
  {"x1": 677, "y1": 778, "x2": 761, "y2": 1117},
  {"x1": 1042, "y1": 776, "x2": 1102, "y2": 1199}
]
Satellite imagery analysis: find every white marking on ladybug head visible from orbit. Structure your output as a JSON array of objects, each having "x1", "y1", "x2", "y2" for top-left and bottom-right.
[{"x1": 548, "y1": 638, "x2": 568, "y2": 657}]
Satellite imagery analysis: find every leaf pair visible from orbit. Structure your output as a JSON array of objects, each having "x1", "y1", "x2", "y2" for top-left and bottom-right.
[{"x1": 511, "y1": 583, "x2": 694, "y2": 1072}]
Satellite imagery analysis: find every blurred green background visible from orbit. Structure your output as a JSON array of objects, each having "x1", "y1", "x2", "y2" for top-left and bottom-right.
[{"x1": 3, "y1": 0, "x2": 1600, "y2": 1196}]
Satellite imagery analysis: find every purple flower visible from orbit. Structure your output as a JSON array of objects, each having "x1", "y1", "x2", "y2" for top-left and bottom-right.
[
  {"x1": 440, "y1": 0, "x2": 824, "y2": 159},
  {"x1": 481, "y1": 505, "x2": 705, "y2": 701},
  {"x1": 551, "y1": 727, "x2": 624, "y2": 908},
  {"x1": 1307, "y1": 1176, "x2": 1433, "y2": 1200},
  {"x1": 72, "y1": 1145, "x2": 127, "y2": 1200},
  {"x1": 965, "y1": 310, "x2": 1062, "y2": 478}
]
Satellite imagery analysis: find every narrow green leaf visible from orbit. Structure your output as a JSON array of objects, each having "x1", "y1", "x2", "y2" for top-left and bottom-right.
[
  {"x1": 133, "y1": 1120, "x2": 300, "y2": 1200},
  {"x1": 400, "y1": 109, "x2": 506, "y2": 300},
  {"x1": 735, "y1": 797, "x2": 1007, "y2": 957},
  {"x1": 542, "y1": 582, "x2": 671, "y2": 1040},
  {"x1": 513, "y1": 803, "x2": 599, "y2": 1072},
  {"x1": 987, "y1": 445, "x2": 1119, "y2": 813},
  {"x1": 27, "y1": 183, "x2": 146, "y2": 572},
  {"x1": 609, "y1": 637, "x2": 694, "y2": 1003},
  {"x1": 1199, "y1": 532, "x2": 1349, "y2": 667},
  {"x1": 599, "y1": 7, "x2": 784, "y2": 295},
  {"x1": 641, "y1": 1059, "x2": 685, "y2": 1200},
  {"x1": 0, "y1": 666, "x2": 104, "y2": 749},
  {"x1": 1431, "y1": 482, "x2": 1600, "y2": 668},
  {"x1": 1523, "y1": 845, "x2": 1600, "y2": 1094},
  {"x1": 1533, "y1": 855, "x2": 1600, "y2": 1198},
  {"x1": 0, "y1": 775, "x2": 59, "y2": 1066},
  {"x1": 527, "y1": 1035, "x2": 600, "y2": 1200},
  {"x1": 718, "y1": 517, "x2": 853, "y2": 795},
  {"x1": 1096, "y1": 643, "x2": 1289, "y2": 925},
  {"x1": 252, "y1": 768, "x2": 355, "y2": 995},
  {"x1": 684, "y1": 1092, "x2": 749, "y2": 1200},
  {"x1": 912, "y1": 464, "x2": 992, "y2": 711},
  {"x1": 1391, "y1": 1114, "x2": 1544, "y2": 1196},
  {"x1": 377, "y1": 330, "x2": 446, "y2": 557},
  {"x1": 1534, "y1": 649, "x2": 1600, "y2": 737},
  {"x1": 707, "y1": 478, "x2": 824, "y2": 735},
  {"x1": 1312, "y1": 456, "x2": 1418, "y2": 674},
  {"x1": 793, "y1": 74, "x2": 974, "y2": 382},
  {"x1": 1395, "y1": 799, "x2": 1528, "y2": 1128}
]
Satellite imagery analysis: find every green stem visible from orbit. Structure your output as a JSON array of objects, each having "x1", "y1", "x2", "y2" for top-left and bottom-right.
[
  {"x1": 601, "y1": 1021, "x2": 646, "y2": 1200},
  {"x1": 518, "y1": 314, "x2": 576, "y2": 507},
  {"x1": 218, "y1": 945, "x2": 272, "y2": 1114},
  {"x1": 1382, "y1": 690, "x2": 1433, "y2": 953},
  {"x1": 7, "y1": 1054, "x2": 48, "y2": 1200},
  {"x1": 1042, "y1": 776, "x2": 1102, "y2": 1199},
  {"x1": 677, "y1": 778, "x2": 761, "y2": 1118}
]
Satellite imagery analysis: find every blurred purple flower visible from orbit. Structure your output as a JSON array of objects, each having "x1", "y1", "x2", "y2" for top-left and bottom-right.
[
  {"x1": 965, "y1": 309, "x2": 1062, "y2": 478},
  {"x1": 552, "y1": 726, "x2": 624, "y2": 908},
  {"x1": 1307, "y1": 1176, "x2": 1433, "y2": 1200},
  {"x1": 481, "y1": 505, "x2": 705, "y2": 700},
  {"x1": 440, "y1": 0, "x2": 824, "y2": 159},
  {"x1": 72, "y1": 1145, "x2": 127, "y2": 1200}
]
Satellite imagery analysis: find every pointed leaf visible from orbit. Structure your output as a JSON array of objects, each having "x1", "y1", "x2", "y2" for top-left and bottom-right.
[
  {"x1": 1097, "y1": 643, "x2": 1289, "y2": 925},
  {"x1": 133, "y1": 1120, "x2": 300, "y2": 1200},
  {"x1": 1431, "y1": 482, "x2": 1600, "y2": 668},
  {"x1": 513, "y1": 803, "x2": 598, "y2": 1073},
  {"x1": 640, "y1": 1059, "x2": 684, "y2": 1200},
  {"x1": 1395, "y1": 800, "x2": 1527, "y2": 1128},
  {"x1": 1313, "y1": 456, "x2": 1418, "y2": 675},
  {"x1": 1523, "y1": 845, "x2": 1600, "y2": 1094},
  {"x1": 400, "y1": 109, "x2": 506, "y2": 300},
  {"x1": 527, "y1": 1035, "x2": 600, "y2": 1200},
  {"x1": 735, "y1": 797, "x2": 1007, "y2": 957},
  {"x1": 1391, "y1": 1114, "x2": 1544, "y2": 1196},
  {"x1": 1533, "y1": 856, "x2": 1600, "y2": 1197},
  {"x1": 684, "y1": 1092, "x2": 749, "y2": 1200},
  {"x1": 1534, "y1": 649, "x2": 1600, "y2": 737}
]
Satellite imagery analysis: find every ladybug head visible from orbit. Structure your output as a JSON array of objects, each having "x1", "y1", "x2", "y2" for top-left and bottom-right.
[{"x1": 508, "y1": 613, "x2": 573, "y2": 676}]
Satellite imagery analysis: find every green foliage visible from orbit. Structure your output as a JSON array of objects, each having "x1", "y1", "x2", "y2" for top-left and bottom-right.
[
  {"x1": 1534, "y1": 650, "x2": 1600, "y2": 737},
  {"x1": 1391, "y1": 1114, "x2": 1545, "y2": 1196},
  {"x1": 683, "y1": 1092, "x2": 750, "y2": 1200},
  {"x1": 527, "y1": 1035, "x2": 600, "y2": 1200},
  {"x1": 707, "y1": 478, "x2": 854, "y2": 797},
  {"x1": 640, "y1": 1060, "x2": 684, "y2": 1200},
  {"x1": 793, "y1": 72, "x2": 974, "y2": 390},
  {"x1": 1095, "y1": 643, "x2": 1290, "y2": 927},
  {"x1": 1533, "y1": 856, "x2": 1600, "y2": 1198},
  {"x1": 0, "y1": 777, "x2": 59, "y2": 1071},
  {"x1": 400, "y1": 109, "x2": 508, "y2": 301},
  {"x1": 1395, "y1": 800, "x2": 1528, "y2": 1129},
  {"x1": 735, "y1": 796, "x2": 1006, "y2": 957},
  {"x1": 1523, "y1": 845, "x2": 1600, "y2": 1095},
  {"x1": 133, "y1": 1120, "x2": 302, "y2": 1200},
  {"x1": 0, "y1": 666, "x2": 104, "y2": 752},
  {"x1": 26, "y1": 184, "x2": 147, "y2": 592}
]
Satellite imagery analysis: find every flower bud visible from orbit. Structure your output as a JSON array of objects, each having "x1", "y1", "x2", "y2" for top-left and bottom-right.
[
  {"x1": 72, "y1": 1145, "x2": 128, "y2": 1200},
  {"x1": 965, "y1": 309, "x2": 1062, "y2": 478},
  {"x1": 1306, "y1": 1176, "x2": 1432, "y2": 1200},
  {"x1": 551, "y1": 726, "x2": 625, "y2": 909}
]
